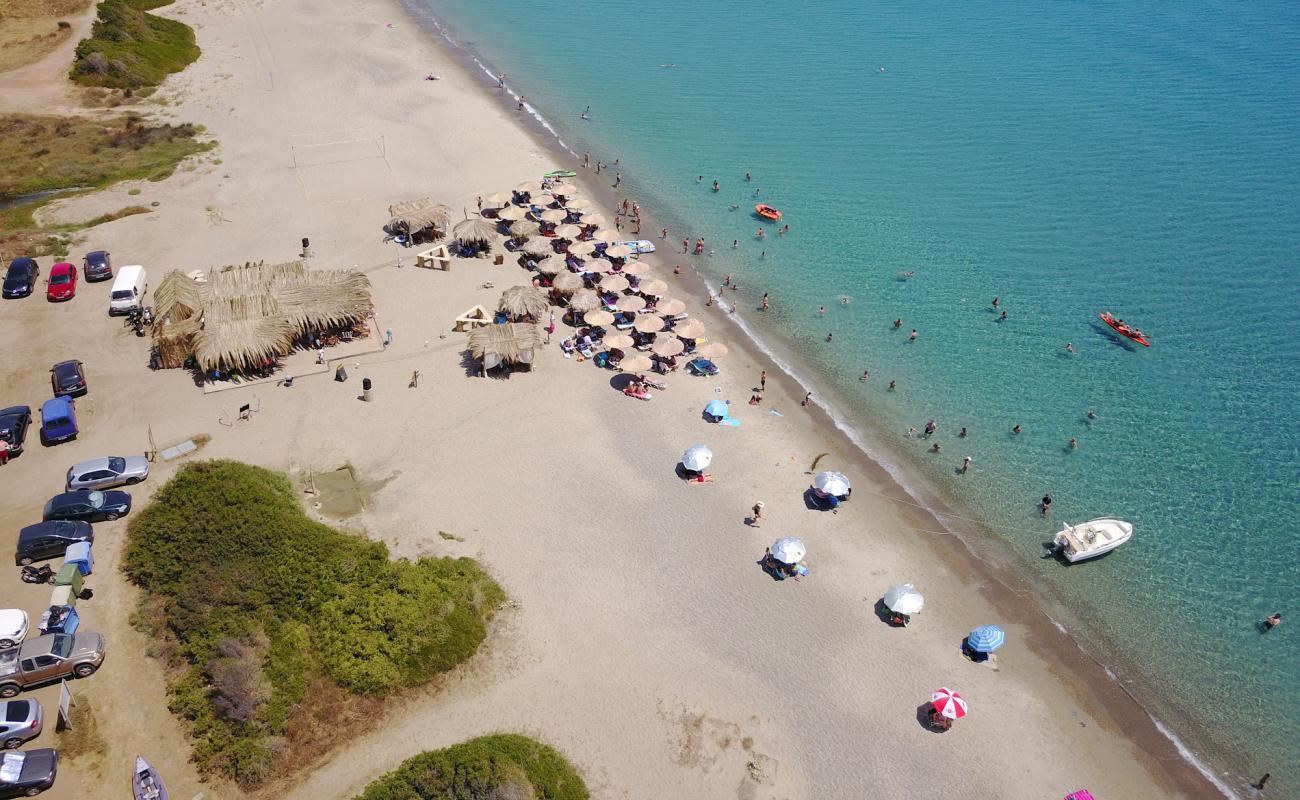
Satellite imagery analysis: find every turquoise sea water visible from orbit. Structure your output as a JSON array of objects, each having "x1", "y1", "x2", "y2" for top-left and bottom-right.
[{"x1": 412, "y1": 0, "x2": 1300, "y2": 792}]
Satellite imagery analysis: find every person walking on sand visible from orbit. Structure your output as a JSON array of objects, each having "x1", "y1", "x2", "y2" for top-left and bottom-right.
[
  {"x1": 760, "y1": 370, "x2": 767, "y2": 391},
  {"x1": 614, "y1": 172, "x2": 622, "y2": 188},
  {"x1": 476, "y1": 195, "x2": 483, "y2": 211},
  {"x1": 802, "y1": 392, "x2": 813, "y2": 407},
  {"x1": 682, "y1": 238, "x2": 690, "y2": 254},
  {"x1": 583, "y1": 151, "x2": 590, "y2": 168},
  {"x1": 961, "y1": 456, "x2": 972, "y2": 474},
  {"x1": 498, "y1": 73, "x2": 506, "y2": 90},
  {"x1": 410, "y1": 370, "x2": 421, "y2": 388},
  {"x1": 518, "y1": 96, "x2": 526, "y2": 110},
  {"x1": 750, "y1": 501, "x2": 765, "y2": 527}
]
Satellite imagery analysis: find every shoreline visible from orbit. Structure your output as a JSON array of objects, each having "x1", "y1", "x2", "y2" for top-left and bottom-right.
[{"x1": 402, "y1": 2, "x2": 1232, "y2": 796}]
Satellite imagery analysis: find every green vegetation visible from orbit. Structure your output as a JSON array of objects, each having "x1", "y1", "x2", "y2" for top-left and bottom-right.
[
  {"x1": 355, "y1": 735, "x2": 589, "y2": 800},
  {"x1": 70, "y1": 0, "x2": 198, "y2": 89},
  {"x1": 124, "y1": 461, "x2": 505, "y2": 788}
]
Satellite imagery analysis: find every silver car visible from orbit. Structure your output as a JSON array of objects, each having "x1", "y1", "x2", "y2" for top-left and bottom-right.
[
  {"x1": 0, "y1": 700, "x2": 42, "y2": 749},
  {"x1": 65, "y1": 455, "x2": 149, "y2": 491}
]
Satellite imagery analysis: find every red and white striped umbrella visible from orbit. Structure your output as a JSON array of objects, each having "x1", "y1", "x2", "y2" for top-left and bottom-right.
[{"x1": 930, "y1": 687, "x2": 968, "y2": 720}]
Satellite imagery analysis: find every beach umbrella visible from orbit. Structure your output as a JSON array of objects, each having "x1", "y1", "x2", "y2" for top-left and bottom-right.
[
  {"x1": 883, "y1": 584, "x2": 925, "y2": 615},
  {"x1": 813, "y1": 470, "x2": 851, "y2": 496},
  {"x1": 634, "y1": 315, "x2": 665, "y2": 333},
  {"x1": 581, "y1": 213, "x2": 608, "y2": 228},
  {"x1": 930, "y1": 687, "x2": 968, "y2": 720},
  {"x1": 552, "y1": 272, "x2": 584, "y2": 292},
  {"x1": 536, "y1": 255, "x2": 567, "y2": 275},
  {"x1": 512, "y1": 219, "x2": 542, "y2": 239},
  {"x1": 568, "y1": 288, "x2": 601, "y2": 312},
  {"x1": 497, "y1": 205, "x2": 527, "y2": 221},
  {"x1": 696, "y1": 342, "x2": 729, "y2": 359},
  {"x1": 516, "y1": 180, "x2": 542, "y2": 193},
  {"x1": 554, "y1": 224, "x2": 582, "y2": 239},
  {"x1": 521, "y1": 240, "x2": 553, "y2": 261},
  {"x1": 532, "y1": 192, "x2": 557, "y2": 207},
  {"x1": 567, "y1": 240, "x2": 596, "y2": 255},
  {"x1": 619, "y1": 354, "x2": 653, "y2": 373},
  {"x1": 565, "y1": 196, "x2": 592, "y2": 210},
  {"x1": 604, "y1": 333, "x2": 635, "y2": 349},
  {"x1": 640, "y1": 278, "x2": 668, "y2": 296},
  {"x1": 483, "y1": 192, "x2": 508, "y2": 207},
  {"x1": 621, "y1": 262, "x2": 648, "y2": 276},
  {"x1": 498, "y1": 286, "x2": 550, "y2": 320},
  {"x1": 617, "y1": 295, "x2": 647, "y2": 312},
  {"x1": 605, "y1": 244, "x2": 633, "y2": 258},
  {"x1": 967, "y1": 625, "x2": 1006, "y2": 654},
  {"x1": 652, "y1": 337, "x2": 684, "y2": 357},
  {"x1": 453, "y1": 217, "x2": 498, "y2": 246},
  {"x1": 582, "y1": 258, "x2": 614, "y2": 274},
  {"x1": 600, "y1": 274, "x2": 630, "y2": 292},
  {"x1": 705, "y1": 399, "x2": 730, "y2": 419},
  {"x1": 658, "y1": 298, "x2": 687, "y2": 316},
  {"x1": 584, "y1": 310, "x2": 615, "y2": 326},
  {"x1": 681, "y1": 444, "x2": 713, "y2": 471},
  {"x1": 770, "y1": 537, "x2": 806, "y2": 565},
  {"x1": 675, "y1": 319, "x2": 705, "y2": 339},
  {"x1": 539, "y1": 209, "x2": 568, "y2": 223},
  {"x1": 592, "y1": 228, "x2": 620, "y2": 243}
]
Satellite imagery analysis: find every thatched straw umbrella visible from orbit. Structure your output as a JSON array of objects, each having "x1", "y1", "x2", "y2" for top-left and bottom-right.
[
  {"x1": 604, "y1": 244, "x2": 633, "y2": 259},
  {"x1": 634, "y1": 315, "x2": 665, "y2": 333},
  {"x1": 652, "y1": 337, "x2": 685, "y2": 357},
  {"x1": 498, "y1": 286, "x2": 551, "y2": 321},
  {"x1": 640, "y1": 279, "x2": 668, "y2": 296},
  {"x1": 516, "y1": 180, "x2": 543, "y2": 194},
  {"x1": 568, "y1": 288, "x2": 601, "y2": 313},
  {"x1": 697, "y1": 342, "x2": 729, "y2": 358},
  {"x1": 539, "y1": 209, "x2": 567, "y2": 223},
  {"x1": 581, "y1": 213, "x2": 608, "y2": 228},
  {"x1": 521, "y1": 238, "x2": 553, "y2": 259},
  {"x1": 658, "y1": 298, "x2": 687, "y2": 316},
  {"x1": 675, "y1": 319, "x2": 706, "y2": 339},
  {"x1": 582, "y1": 258, "x2": 614, "y2": 274},
  {"x1": 453, "y1": 217, "x2": 498, "y2": 248},
  {"x1": 584, "y1": 310, "x2": 615, "y2": 326},
  {"x1": 568, "y1": 240, "x2": 596, "y2": 256},
  {"x1": 511, "y1": 219, "x2": 542, "y2": 239},
  {"x1": 616, "y1": 295, "x2": 646, "y2": 312},
  {"x1": 599, "y1": 274, "x2": 629, "y2": 292},
  {"x1": 482, "y1": 192, "x2": 508, "y2": 208},
  {"x1": 554, "y1": 224, "x2": 582, "y2": 239},
  {"x1": 621, "y1": 262, "x2": 648, "y2": 276},
  {"x1": 388, "y1": 198, "x2": 450, "y2": 238},
  {"x1": 497, "y1": 205, "x2": 527, "y2": 221},
  {"x1": 604, "y1": 333, "x2": 635, "y2": 349},
  {"x1": 565, "y1": 197, "x2": 592, "y2": 210},
  {"x1": 619, "y1": 354, "x2": 653, "y2": 373},
  {"x1": 592, "y1": 228, "x2": 620, "y2": 243},
  {"x1": 552, "y1": 272, "x2": 584, "y2": 293},
  {"x1": 535, "y1": 255, "x2": 567, "y2": 275},
  {"x1": 468, "y1": 322, "x2": 543, "y2": 374}
]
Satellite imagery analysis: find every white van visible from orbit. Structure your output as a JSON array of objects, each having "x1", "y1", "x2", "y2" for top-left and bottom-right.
[{"x1": 109, "y1": 264, "x2": 146, "y2": 315}]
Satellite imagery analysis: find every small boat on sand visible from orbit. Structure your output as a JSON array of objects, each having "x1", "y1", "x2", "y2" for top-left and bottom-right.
[
  {"x1": 1051, "y1": 518, "x2": 1133, "y2": 563},
  {"x1": 1099, "y1": 312, "x2": 1150, "y2": 347},
  {"x1": 755, "y1": 204, "x2": 782, "y2": 221},
  {"x1": 133, "y1": 756, "x2": 168, "y2": 800}
]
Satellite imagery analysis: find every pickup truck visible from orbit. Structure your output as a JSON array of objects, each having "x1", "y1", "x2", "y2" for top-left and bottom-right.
[{"x1": 0, "y1": 633, "x2": 105, "y2": 698}]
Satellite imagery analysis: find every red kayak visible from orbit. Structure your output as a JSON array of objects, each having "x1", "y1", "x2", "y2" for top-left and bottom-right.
[
  {"x1": 1099, "y1": 312, "x2": 1150, "y2": 347},
  {"x1": 755, "y1": 204, "x2": 782, "y2": 221}
]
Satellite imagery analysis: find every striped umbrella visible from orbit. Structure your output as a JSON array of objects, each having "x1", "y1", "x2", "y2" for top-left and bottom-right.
[
  {"x1": 967, "y1": 625, "x2": 1005, "y2": 653},
  {"x1": 930, "y1": 687, "x2": 968, "y2": 719}
]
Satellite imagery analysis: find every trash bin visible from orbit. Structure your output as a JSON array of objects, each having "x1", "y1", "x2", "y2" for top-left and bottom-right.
[
  {"x1": 54, "y1": 563, "x2": 84, "y2": 596},
  {"x1": 335, "y1": 365, "x2": 348, "y2": 382},
  {"x1": 65, "y1": 541, "x2": 93, "y2": 576},
  {"x1": 50, "y1": 585, "x2": 76, "y2": 609},
  {"x1": 362, "y1": 377, "x2": 373, "y2": 402}
]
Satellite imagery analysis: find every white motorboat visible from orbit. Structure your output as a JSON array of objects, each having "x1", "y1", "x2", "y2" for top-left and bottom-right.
[{"x1": 1052, "y1": 518, "x2": 1133, "y2": 563}]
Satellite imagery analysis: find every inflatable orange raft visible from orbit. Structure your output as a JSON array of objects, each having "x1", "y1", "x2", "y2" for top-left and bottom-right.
[{"x1": 755, "y1": 204, "x2": 782, "y2": 221}]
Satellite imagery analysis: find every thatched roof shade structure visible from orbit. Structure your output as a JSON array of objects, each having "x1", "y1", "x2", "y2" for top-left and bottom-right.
[
  {"x1": 153, "y1": 261, "x2": 374, "y2": 371},
  {"x1": 510, "y1": 219, "x2": 541, "y2": 239},
  {"x1": 552, "y1": 272, "x2": 584, "y2": 292},
  {"x1": 453, "y1": 217, "x2": 499, "y2": 247},
  {"x1": 498, "y1": 286, "x2": 550, "y2": 321},
  {"x1": 568, "y1": 288, "x2": 601, "y2": 312},
  {"x1": 467, "y1": 322, "x2": 543, "y2": 373},
  {"x1": 388, "y1": 198, "x2": 450, "y2": 235},
  {"x1": 521, "y1": 239, "x2": 554, "y2": 259}
]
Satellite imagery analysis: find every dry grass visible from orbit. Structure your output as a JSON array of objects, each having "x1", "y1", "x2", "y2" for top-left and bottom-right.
[
  {"x1": 56, "y1": 693, "x2": 108, "y2": 767},
  {"x1": 0, "y1": 0, "x2": 92, "y2": 74}
]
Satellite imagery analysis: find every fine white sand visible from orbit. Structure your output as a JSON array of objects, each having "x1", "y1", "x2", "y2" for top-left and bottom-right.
[{"x1": 0, "y1": 0, "x2": 1212, "y2": 798}]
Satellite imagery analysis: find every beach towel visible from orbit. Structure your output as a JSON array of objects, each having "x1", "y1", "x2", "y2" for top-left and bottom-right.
[
  {"x1": 722, "y1": 418, "x2": 741, "y2": 427},
  {"x1": 1064, "y1": 792, "x2": 1096, "y2": 800}
]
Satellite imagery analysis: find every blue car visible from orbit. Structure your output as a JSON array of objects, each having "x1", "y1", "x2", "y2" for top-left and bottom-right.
[{"x1": 39, "y1": 397, "x2": 78, "y2": 445}]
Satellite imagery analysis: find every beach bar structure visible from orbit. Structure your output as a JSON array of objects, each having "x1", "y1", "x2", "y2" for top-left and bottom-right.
[
  {"x1": 467, "y1": 322, "x2": 542, "y2": 375},
  {"x1": 152, "y1": 261, "x2": 374, "y2": 371},
  {"x1": 386, "y1": 198, "x2": 451, "y2": 244}
]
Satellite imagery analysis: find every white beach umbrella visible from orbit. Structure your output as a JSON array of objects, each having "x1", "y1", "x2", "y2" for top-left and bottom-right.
[
  {"x1": 634, "y1": 315, "x2": 665, "y2": 333},
  {"x1": 582, "y1": 258, "x2": 614, "y2": 274},
  {"x1": 696, "y1": 342, "x2": 729, "y2": 359},
  {"x1": 639, "y1": 278, "x2": 668, "y2": 296},
  {"x1": 657, "y1": 298, "x2": 687, "y2": 316},
  {"x1": 616, "y1": 295, "x2": 646, "y2": 312},
  {"x1": 604, "y1": 244, "x2": 633, "y2": 258},
  {"x1": 813, "y1": 470, "x2": 851, "y2": 496},
  {"x1": 583, "y1": 310, "x2": 615, "y2": 326},
  {"x1": 600, "y1": 274, "x2": 630, "y2": 292},
  {"x1": 619, "y1": 354, "x2": 653, "y2": 373},
  {"x1": 652, "y1": 337, "x2": 684, "y2": 357},
  {"x1": 592, "y1": 228, "x2": 620, "y2": 243},
  {"x1": 675, "y1": 319, "x2": 705, "y2": 339},
  {"x1": 604, "y1": 333, "x2": 635, "y2": 349},
  {"x1": 681, "y1": 444, "x2": 713, "y2": 471},
  {"x1": 554, "y1": 224, "x2": 582, "y2": 239},
  {"x1": 621, "y1": 262, "x2": 648, "y2": 276},
  {"x1": 497, "y1": 205, "x2": 527, "y2": 221},
  {"x1": 568, "y1": 240, "x2": 596, "y2": 255},
  {"x1": 883, "y1": 584, "x2": 925, "y2": 615},
  {"x1": 770, "y1": 537, "x2": 807, "y2": 565},
  {"x1": 539, "y1": 209, "x2": 568, "y2": 223}
]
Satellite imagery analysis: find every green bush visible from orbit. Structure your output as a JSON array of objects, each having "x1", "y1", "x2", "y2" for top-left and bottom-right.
[
  {"x1": 124, "y1": 461, "x2": 504, "y2": 787},
  {"x1": 70, "y1": 0, "x2": 199, "y2": 89},
  {"x1": 355, "y1": 735, "x2": 589, "y2": 800}
]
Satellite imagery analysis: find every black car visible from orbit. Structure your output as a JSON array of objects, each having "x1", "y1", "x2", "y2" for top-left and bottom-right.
[
  {"x1": 82, "y1": 250, "x2": 112, "y2": 282},
  {"x1": 1, "y1": 259, "x2": 38, "y2": 299},
  {"x1": 0, "y1": 407, "x2": 30, "y2": 457},
  {"x1": 0, "y1": 747, "x2": 57, "y2": 797},
  {"x1": 42, "y1": 490, "x2": 131, "y2": 524},
  {"x1": 15, "y1": 521, "x2": 93, "y2": 566},
  {"x1": 49, "y1": 361, "x2": 86, "y2": 398}
]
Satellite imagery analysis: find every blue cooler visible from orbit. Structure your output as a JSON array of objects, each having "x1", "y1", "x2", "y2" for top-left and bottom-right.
[
  {"x1": 40, "y1": 605, "x2": 79, "y2": 635},
  {"x1": 64, "y1": 541, "x2": 93, "y2": 575}
]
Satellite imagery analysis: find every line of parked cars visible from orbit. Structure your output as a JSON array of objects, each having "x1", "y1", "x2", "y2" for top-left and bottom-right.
[{"x1": 2, "y1": 252, "x2": 115, "y2": 303}]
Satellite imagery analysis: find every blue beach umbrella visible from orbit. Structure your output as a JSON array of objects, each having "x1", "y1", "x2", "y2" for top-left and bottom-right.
[
  {"x1": 967, "y1": 625, "x2": 1006, "y2": 653},
  {"x1": 704, "y1": 399, "x2": 729, "y2": 420}
]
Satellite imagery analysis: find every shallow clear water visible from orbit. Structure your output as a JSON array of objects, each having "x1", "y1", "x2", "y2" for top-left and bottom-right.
[{"x1": 415, "y1": 0, "x2": 1300, "y2": 790}]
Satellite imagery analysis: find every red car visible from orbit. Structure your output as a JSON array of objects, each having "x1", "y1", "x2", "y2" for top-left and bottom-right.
[{"x1": 46, "y1": 262, "x2": 77, "y2": 302}]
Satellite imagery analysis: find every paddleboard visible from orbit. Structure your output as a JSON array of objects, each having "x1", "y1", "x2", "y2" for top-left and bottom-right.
[
  {"x1": 619, "y1": 240, "x2": 657, "y2": 255},
  {"x1": 544, "y1": 170, "x2": 577, "y2": 178}
]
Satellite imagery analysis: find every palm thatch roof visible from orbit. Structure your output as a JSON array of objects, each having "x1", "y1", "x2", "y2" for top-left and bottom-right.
[
  {"x1": 521, "y1": 239, "x2": 553, "y2": 259},
  {"x1": 467, "y1": 322, "x2": 543, "y2": 368},
  {"x1": 153, "y1": 261, "x2": 374, "y2": 371},
  {"x1": 453, "y1": 217, "x2": 498, "y2": 245},
  {"x1": 498, "y1": 286, "x2": 550, "y2": 320},
  {"x1": 388, "y1": 198, "x2": 450, "y2": 232},
  {"x1": 552, "y1": 271, "x2": 583, "y2": 292},
  {"x1": 568, "y1": 288, "x2": 601, "y2": 312},
  {"x1": 510, "y1": 219, "x2": 541, "y2": 239}
]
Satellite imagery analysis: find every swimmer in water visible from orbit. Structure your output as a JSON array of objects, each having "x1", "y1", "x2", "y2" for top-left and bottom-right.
[
  {"x1": 909, "y1": 329, "x2": 918, "y2": 341},
  {"x1": 961, "y1": 456, "x2": 972, "y2": 474},
  {"x1": 745, "y1": 172, "x2": 752, "y2": 182},
  {"x1": 888, "y1": 380, "x2": 897, "y2": 391},
  {"x1": 860, "y1": 370, "x2": 870, "y2": 381},
  {"x1": 900, "y1": 270, "x2": 915, "y2": 279},
  {"x1": 894, "y1": 318, "x2": 903, "y2": 329},
  {"x1": 1086, "y1": 409, "x2": 1097, "y2": 420},
  {"x1": 712, "y1": 180, "x2": 720, "y2": 192},
  {"x1": 581, "y1": 105, "x2": 591, "y2": 119}
]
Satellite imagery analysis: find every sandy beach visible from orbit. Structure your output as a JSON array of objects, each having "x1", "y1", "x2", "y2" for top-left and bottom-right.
[{"x1": 0, "y1": 0, "x2": 1226, "y2": 797}]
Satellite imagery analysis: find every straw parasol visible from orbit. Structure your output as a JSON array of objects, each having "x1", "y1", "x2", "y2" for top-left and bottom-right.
[
  {"x1": 696, "y1": 341, "x2": 729, "y2": 359},
  {"x1": 521, "y1": 239, "x2": 553, "y2": 259},
  {"x1": 621, "y1": 262, "x2": 648, "y2": 276},
  {"x1": 582, "y1": 258, "x2": 614, "y2": 274},
  {"x1": 567, "y1": 240, "x2": 596, "y2": 255},
  {"x1": 467, "y1": 322, "x2": 543, "y2": 370},
  {"x1": 498, "y1": 286, "x2": 550, "y2": 320},
  {"x1": 604, "y1": 244, "x2": 633, "y2": 258},
  {"x1": 675, "y1": 319, "x2": 705, "y2": 339},
  {"x1": 552, "y1": 272, "x2": 584, "y2": 292},
  {"x1": 536, "y1": 255, "x2": 567, "y2": 275},
  {"x1": 599, "y1": 274, "x2": 630, "y2": 292},
  {"x1": 497, "y1": 205, "x2": 527, "y2": 221},
  {"x1": 554, "y1": 224, "x2": 582, "y2": 239},
  {"x1": 616, "y1": 295, "x2": 647, "y2": 312},
  {"x1": 565, "y1": 196, "x2": 592, "y2": 210},
  {"x1": 511, "y1": 219, "x2": 542, "y2": 239},
  {"x1": 482, "y1": 192, "x2": 508, "y2": 208},
  {"x1": 584, "y1": 310, "x2": 614, "y2": 326},
  {"x1": 592, "y1": 229, "x2": 620, "y2": 243},
  {"x1": 604, "y1": 333, "x2": 635, "y2": 349},
  {"x1": 657, "y1": 298, "x2": 686, "y2": 316},
  {"x1": 652, "y1": 336, "x2": 684, "y2": 357},
  {"x1": 516, "y1": 180, "x2": 542, "y2": 194},
  {"x1": 634, "y1": 315, "x2": 665, "y2": 333},
  {"x1": 539, "y1": 209, "x2": 568, "y2": 223},
  {"x1": 388, "y1": 198, "x2": 450, "y2": 235},
  {"x1": 453, "y1": 217, "x2": 499, "y2": 247},
  {"x1": 581, "y1": 213, "x2": 608, "y2": 228},
  {"x1": 619, "y1": 354, "x2": 653, "y2": 373},
  {"x1": 640, "y1": 278, "x2": 668, "y2": 295},
  {"x1": 568, "y1": 288, "x2": 601, "y2": 312}
]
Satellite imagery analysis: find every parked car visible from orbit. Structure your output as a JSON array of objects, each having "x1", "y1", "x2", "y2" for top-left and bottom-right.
[
  {"x1": 49, "y1": 361, "x2": 86, "y2": 398},
  {"x1": 14, "y1": 521, "x2": 93, "y2": 566},
  {"x1": 0, "y1": 633, "x2": 106, "y2": 697},
  {"x1": 0, "y1": 408, "x2": 30, "y2": 458},
  {"x1": 0, "y1": 747, "x2": 56, "y2": 797},
  {"x1": 1, "y1": 259, "x2": 38, "y2": 299},
  {"x1": 0, "y1": 614, "x2": 27, "y2": 651},
  {"x1": 42, "y1": 490, "x2": 130, "y2": 524},
  {"x1": 44, "y1": 263, "x2": 76, "y2": 302},
  {"x1": 65, "y1": 455, "x2": 149, "y2": 491},
  {"x1": 37, "y1": 398, "x2": 76, "y2": 446},
  {"x1": 82, "y1": 250, "x2": 112, "y2": 282},
  {"x1": 0, "y1": 701, "x2": 42, "y2": 750}
]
